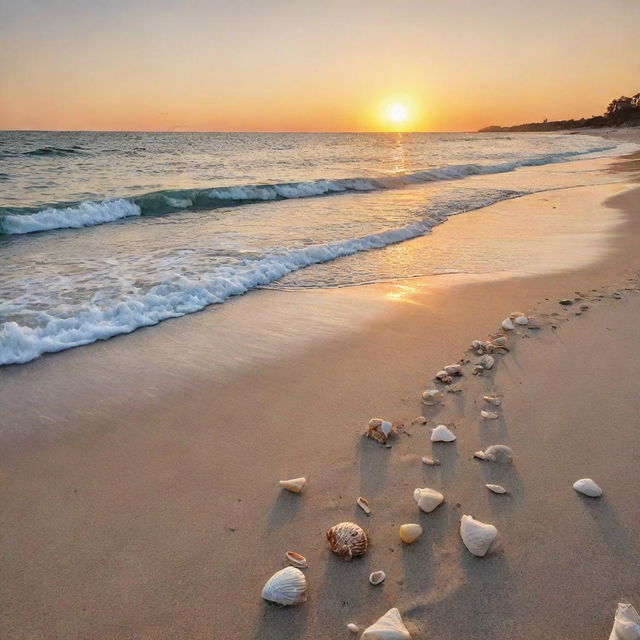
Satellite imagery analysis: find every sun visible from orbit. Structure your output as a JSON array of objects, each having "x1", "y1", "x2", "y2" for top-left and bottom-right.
[{"x1": 389, "y1": 104, "x2": 409, "y2": 123}]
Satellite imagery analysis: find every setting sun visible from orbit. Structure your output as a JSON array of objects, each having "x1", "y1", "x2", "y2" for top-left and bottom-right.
[{"x1": 389, "y1": 104, "x2": 409, "y2": 123}]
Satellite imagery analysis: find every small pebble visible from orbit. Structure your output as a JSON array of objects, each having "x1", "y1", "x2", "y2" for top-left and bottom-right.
[{"x1": 559, "y1": 299, "x2": 573, "y2": 306}]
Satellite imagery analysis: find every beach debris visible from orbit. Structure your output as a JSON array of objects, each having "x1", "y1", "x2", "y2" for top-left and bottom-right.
[
  {"x1": 470, "y1": 337, "x2": 509, "y2": 356},
  {"x1": 412, "y1": 416, "x2": 428, "y2": 425},
  {"x1": 261, "y1": 567, "x2": 307, "y2": 606},
  {"x1": 613, "y1": 292, "x2": 623, "y2": 299},
  {"x1": 413, "y1": 487, "x2": 444, "y2": 513},
  {"x1": 347, "y1": 623, "x2": 360, "y2": 633},
  {"x1": 369, "y1": 570, "x2": 386, "y2": 586},
  {"x1": 430, "y1": 424, "x2": 456, "y2": 442},
  {"x1": 474, "y1": 444, "x2": 513, "y2": 463},
  {"x1": 501, "y1": 318, "x2": 515, "y2": 331},
  {"x1": 285, "y1": 551, "x2": 308, "y2": 569},
  {"x1": 444, "y1": 363, "x2": 463, "y2": 376},
  {"x1": 421, "y1": 389, "x2": 443, "y2": 405},
  {"x1": 493, "y1": 336, "x2": 508, "y2": 346},
  {"x1": 326, "y1": 522, "x2": 369, "y2": 560},
  {"x1": 361, "y1": 607, "x2": 411, "y2": 640},
  {"x1": 357, "y1": 496, "x2": 371, "y2": 515},
  {"x1": 279, "y1": 477, "x2": 307, "y2": 494},
  {"x1": 483, "y1": 395, "x2": 502, "y2": 406},
  {"x1": 608, "y1": 602, "x2": 640, "y2": 640},
  {"x1": 559, "y1": 299, "x2": 573, "y2": 306},
  {"x1": 421, "y1": 456, "x2": 440, "y2": 466},
  {"x1": 479, "y1": 355, "x2": 494, "y2": 370},
  {"x1": 515, "y1": 315, "x2": 529, "y2": 326},
  {"x1": 366, "y1": 419, "x2": 395, "y2": 445},
  {"x1": 573, "y1": 478, "x2": 603, "y2": 498},
  {"x1": 481, "y1": 410, "x2": 499, "y2": 420},
  {"x1": 399, "y1": 523, "x2": 423, "y2": 544},
  {"x1": 460, "y1": 515, "x2": 498, "y2": 558},
  {"x1": 485, "y1": 484, "x2": 508, "y2": 494},
  {"x1": 435, "y1": 370, "x2": 453, "y2": 385},
  {"x1": 510, "y1": 311, "x2": 525, "y2": 318}
]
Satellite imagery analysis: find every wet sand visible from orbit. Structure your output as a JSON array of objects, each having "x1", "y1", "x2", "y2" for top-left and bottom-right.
[{"x1": 1, "y1": 151, "x2": 640, "y2": 639}]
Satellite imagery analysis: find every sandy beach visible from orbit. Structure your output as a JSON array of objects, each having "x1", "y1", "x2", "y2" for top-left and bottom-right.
[{"x1": 1, "y1": 143, "x2": 640, "y2": 639}]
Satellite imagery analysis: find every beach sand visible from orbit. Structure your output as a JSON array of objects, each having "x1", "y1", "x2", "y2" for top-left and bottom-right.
[{"x1": 1, "y1": 145, "x2": 639, "y2": 639}]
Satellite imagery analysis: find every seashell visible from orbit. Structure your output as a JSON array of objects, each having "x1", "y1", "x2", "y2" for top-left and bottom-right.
[
  {"x1": 357, "y1": 496, "x2": 371, "y2": 515},
  {"x1": 515, "y1": 315, "x2": 529, "y2": 325},
  {"x1": 367, "y1": 419, "x2": 392, "y2": 444},
  {"x1": 501, "y1": 318, "x2": 515, "y2": 331},
  {"x1": 261, "y1": 566, "x2": 307, "y2": 605},
  {"x1": 481, "y1": 410, "x2": 499, "y2": 420},
  {"x1": 435, "y1": 370, "x2": 453, "y2": 384},
  {"x1": 430, "y1": 424, "x2": 456, "y2": 442},
  {"x1": 493, "y1": 336, "x2": 508, "y2": 346},
  {"x1": 483, "y1": 395, "x2": 502, "y2": 406},
  {"x1": 608, "y1": 602, "x2": 640, "y2": 640},
  {"x1": 473, "y1": 365, "x2": 485, "y2": 375},
  {"x1": 459, "y1": 514, "x2": 498, "y2": 557},
  {"x1": 573, "y1": 478, "x2": 602, "y2": 498},
  {"x1": 413, "y1": 487, "x2": 444, "y2": 513},
  {"x1": 421, "y1": 456, "x2": 440, "y2": 466},
  {"x1": 480, "y1": 355, "x2": 494, "y2": 370},
  {"x1": 361, "y1": 607, "x2": 411, "y2": 640},
  {"x1": 279, "y1": 477, "x2": 306, "y2": 493},
  {"x1": 347, "y1": 623, "x2": 360, "y2": 633},
  {"x1": 369, "y1": 570, "x2": 386, "y2": 585},
  {"x1": 412, "y1": 416, "x2": 428, "y2": 425},
  {"x1": 485, "y1": 484, "x2": 507, "y2": 494},
  {"x1": 471, "y1": 339, "x2": 482, "y2": 350},
  {"x1": 510, "y1": 311, "x2": 525, "y2": 318},
  {"x1": 444, "y1": 363, "x2": 462, "y2": 376},
  {"x1": 474, "y1": 444, "x2": 513, "y2": 463},
  {"x1": 326, "y1": 521, "x2": 369, "y2": 560},
  {"x1": 369, "y1": 418, "x2": 384, "y2": 427},
  {"x1": 380, "y1": 420, "x2": 393, "y2": 437},
  {"x1": 399, "y1": 523, "x2": 423, "y2": 544},
  {"x1": 285, "y1": 551, "x2": 308, "y2": 568},
  {"x1": 421, "y1": 389, "x2": 442, "y2": 405}
]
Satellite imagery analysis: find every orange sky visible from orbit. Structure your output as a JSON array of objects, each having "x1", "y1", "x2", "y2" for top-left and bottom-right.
[{"x1": 1, "y1": 0, "x2": 639, "y2": 132}]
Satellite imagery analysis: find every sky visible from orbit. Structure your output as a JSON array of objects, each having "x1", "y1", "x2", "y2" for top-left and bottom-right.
[{"x1": 1, "y1": 0, "x2": 639, "y2": 132}]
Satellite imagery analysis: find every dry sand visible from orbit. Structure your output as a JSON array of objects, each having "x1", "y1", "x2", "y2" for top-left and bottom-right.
[{"x1": 0, "y1": 147, "x2": 639, "y2": 639}]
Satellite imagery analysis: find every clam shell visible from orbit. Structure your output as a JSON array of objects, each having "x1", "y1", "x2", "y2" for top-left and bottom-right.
[
  {"x1": 369, "y1": 570, "x2": 386, "y2": 586},
  {"x1": 573, "y1": 478, "x2": 602, "y2": 498},
  {"x1": 515, "y1": 315, "x2": 529, "y2": 325},
  {"x1": 481, "y1": 410, "x2": 499, "y2": 420},
  {"x1": 483, "y1": 395, "x2": 502, "y2": 406},
  {"x1": 421, "y1": 389, "x2": 442, "y2": 405},
  {"x1": 279, "y1": 477, "x2": 306, "y2": 493},
  {"x1": 357, "y1": 496, "x2": 371, "y2": 515},
  {"x1": 493, "y1": 336, "x2": 508, "y2": 346},
  {"x1": 399, "y1": 523, "x2": 423, "y2": 544},
  {"x1": 347, "y1": 623, "x2": 360, "y2": 633},
  {"x1": 413, "y1": 487, "x2": 444, "y2": 513},
  {"x1": 485, "y1": 484, "x2": 507, "y2": 494},
  {"x1": 474, "y1": 444, "x2": 513, "y2": 463},
  {"x1": 285, "y1": 551, "x2": 307, "y2": 568},
  {"x1": 609, "y1": 602, "x2": 640, "y2": 640},
  {"x1": 444, "y1": 363, "x2": 462, "y2": 376},
  {"x1": 361, "y1": 607, "x2": 411, "y2": 640},
  {"x1": 421, "y1": 456, "x2": 440, "y2": 466},
  {"x1": 430, "y1": 424, "x2": 456, "y2": 442},
  {"x1": 261, "y1": 566, "x2": 307, "y2": 605},
  {"x1": 326, "y1": 521, "x2": 369, "y2": 560},
  {"x1": 460, "y1": 514, "x2": 498, "y2": 557},
  {"x1": 435, "y1": 370, "x2": 452, "y2": 384},
  {"x1": 480, "y1": 355, "x2": 494, "y2": 370},
  {"x1": 501, "y1": 318, "x2": 515, "y2": 331}
]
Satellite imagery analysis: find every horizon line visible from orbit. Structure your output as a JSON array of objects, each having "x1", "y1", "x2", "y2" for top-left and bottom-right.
[{"x1": 0, "y1": 128, "x2": 477, "y2": 135}]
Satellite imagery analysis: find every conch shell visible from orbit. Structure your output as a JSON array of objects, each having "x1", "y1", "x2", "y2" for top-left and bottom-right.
[
  {"x1": 399, "y1": 523, "x2": 423, "y2": 544},
  {"x1": 474, "y1": 444, "x2": 513, "y2": 463},
  {"x1": 608, "y1": 602, "x2": 640, "y2": 640},
  {"x1": 361, "y1": 607, "x2": 411, "y2": 640},
  {"x1": 413, "y1": 487, "x2": 444, "y2": 513},
  {"x1": 459, "y1": 514, "x2": 498, "y2": 557},
  {"x1": 430, "y1": 424, "x2": 456, "y2": 442},
  {"x1": 573, "y1": 478, "x2": 602, "y2": 497},
  {"x1": 261, "y1": 566, "x2": 307, "y2": 605},
  {"x1": 326, "y1": 521, "x2": 369, "y2": 560},
  {"x1": 279, "y1": 477, "x2": 306, "y2": 493}
]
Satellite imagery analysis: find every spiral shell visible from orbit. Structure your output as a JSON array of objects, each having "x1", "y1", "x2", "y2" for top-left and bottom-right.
[
  {"x1": 261, "y1": 566, "x2": 307, "y2": 605},
  {"x1": 326, "y1": 521, "x2": 369, "y2": 560}
]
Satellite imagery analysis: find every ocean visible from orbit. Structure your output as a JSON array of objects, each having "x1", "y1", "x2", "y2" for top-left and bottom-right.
[{"x1": 0, "y1": 130, "x2": 635, "y2": 365}]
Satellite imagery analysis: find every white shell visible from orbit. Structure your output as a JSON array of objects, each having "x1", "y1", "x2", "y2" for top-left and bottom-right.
[
  {"x1": 573, "y1": 478, "x2": 603, "y2": 498},
  {"x1": 444, "y1": 363, "x2": 462, "y2": 376},
  {"x1": 481, "y1": 410, "x2": 499, "y2": 420},
  {"x1": 421, "y1": 388, "x2": 442, "y2": 405},
  {"x1": 361, "y1": 607, "x2": 411, "y2": 640},
  {"x1": 347, "y1": 623, "x2": 360, "y2": 633},
  {"x1": 413, "y1": 487, "x2": 444, "y2": 513},
  {"x1": 399, "y1": 523, "x2": 423, "y2": 544},
  {"x1": 380, "y1": 420, "x2": 393, "y2": 437},
  {"x1": 357, "y1": 496, "x2": 371, "y2": 514},
  {"x1": 515, "y1": 315, "x2": 529, "y2": 325},
  {"x1": 608, "y1": 602, "x2": 640, "y2": 640},
  {"x1": 431, "y1": 424, "x2": 456, "y2": 442},
  {"x1": 474, "y1": 444, "x2": 513, "y2": 463},
  {"x1": 460, "y1": 515, "x2": 498, "y2": 557},
  {"x1": 421, "y1": 456, "x2": 440, "y2": 466},
  {"x1": 480, "y1": 355, "x2": 494, "y2": 370},
  {"x1": 369, "y1": 570, "x2": 386, "y2": 585},
  {"x1": 485, "y1": 484, "x2": 507, "y2": 494},
  {"x1": 501, "y1": 318, "x2": 515, "y2": 331},
  {"x1": 261, "y1": 566, "x2": 307, "y2": 605},
  {"x1": 279, "y1": 477, "x2": 306, "y2": 493},
  {"x1": 483, "y1": 395, "x2": 502, "y2": 406}
]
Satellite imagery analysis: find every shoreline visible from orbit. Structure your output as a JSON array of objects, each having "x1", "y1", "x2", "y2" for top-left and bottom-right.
[{"x1": 1, "y1": 148, "x2": 640, "y2": 638}]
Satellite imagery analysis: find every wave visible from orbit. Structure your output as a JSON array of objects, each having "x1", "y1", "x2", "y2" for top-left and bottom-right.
[
  {"x1": 0, "y1": 144, "x2": 616, "y2": 235},
  {"x1": 23, "y1": 145, "x2": 85, "y2": 157}
]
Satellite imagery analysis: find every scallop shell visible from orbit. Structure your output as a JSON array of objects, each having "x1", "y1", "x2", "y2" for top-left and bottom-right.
[
  {"x1": 480, "y1": 355, "x2": 494, "y2": 370},
  {"x1": 413, "y1": 487, "x2": 444, "y2": 513},
  {"x1": 326, "y1": 521, "x2": 369, "y2": 560},
  {"x1": 501, "y1": 318, "x2": 515, "y2": 331},
  {"x1": 608, "y1": 602, "x2": 640, "y2": 640},
  {"x1": 421, "y1": 389, "x2": 443, "y2": 405},
  {"x1": 483, "y1": 395, "x2": 502, "y2": 406},
  {"x1": 279, "y1": 477, "x2": 306, "y2": 493},
  {"x1": 430, "y1": 424, "x2": 456, "y2": 442},
  {"x1": 485, "y1": 484, "x2": 507, "y2": 494},
  {"x1": 481, "y1": 410, "x2": 499, "y2": 420},
  {"x1": 357, "y1": 496, "x2": 371, "y2": 515},
  {"x1": 261, "y1": 566, "x2": 307, "y2": 605},
  {"x1": 285, "y1": 551, "x2": 307, "y2": 568},
  {"x1": 515, "y1": 315, "x2": 529, "y2": 325},
  {"x1": 460, "y1": 514, "x2": 498, "y2": 557},
  {"x1": 474, "y1": 444, "x2": 513, "y2": 463},
  {"x1": 361, "y1": 607, "x2": 411, "y2": 640},
  {"x1": 399, "y1": 523, "x2": 423, "y2": 544},
  {"x1": 573, "y1": 478, "x2": 602, "y2": 498},
  {"x1": 347, "y1": 623, "x2": 360, "y2": 633},
  {"x1": 444, "y1": 363, "x2": 462, "y2": 376},
  {"x1": 421, "y1": 456, "x2": 440, "y2": 466},
  {"x1": 369, "y1": 570, "x2": 386, "y2": 585}
]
